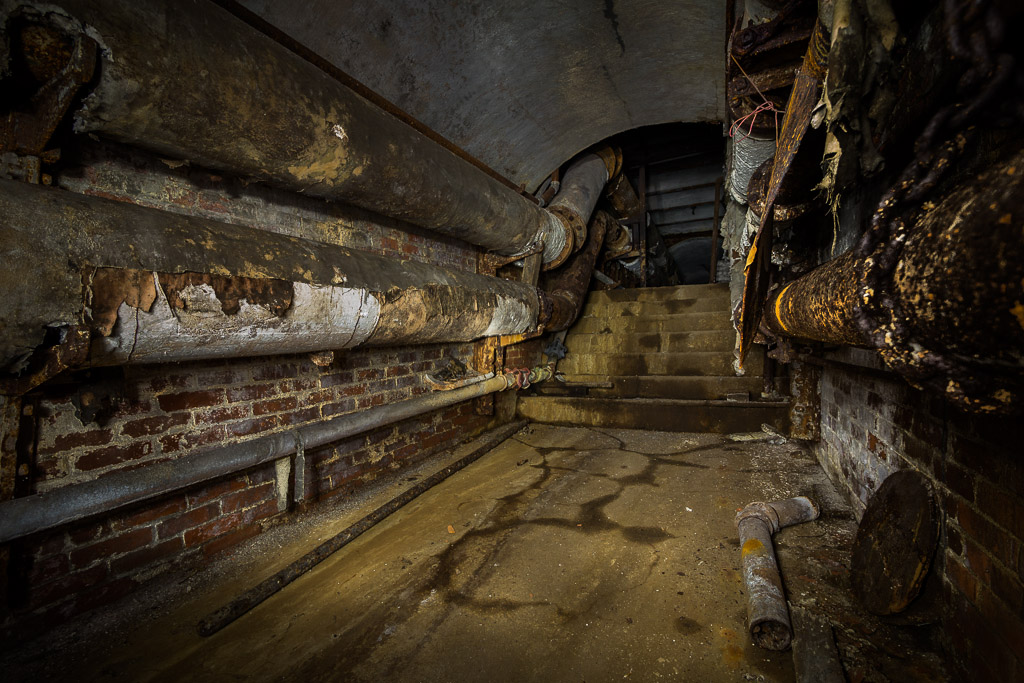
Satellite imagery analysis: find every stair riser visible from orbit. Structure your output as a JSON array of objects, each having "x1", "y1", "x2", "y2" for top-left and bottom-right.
[
  {"x1": 589, "y1": 375, "x2": 764, "y2": 400},
  {"x1": 564, "y1": 331, "x2": 736, "y2": 354},
  {"x1": 581, "y1": 297, "x2": 730, "y2": 318},
  {"x1": 517, "y1": 397, "x2": 789, "y2": 434},
  {"x1": 560, "y1": 353, "x2": 761, "y2": 377},
  {"x1": 570, "y1": 315, "x2": 735, "y2": 334},
  {"x1": 588, "y1": 284, "x2": 730, "y2": 304}
]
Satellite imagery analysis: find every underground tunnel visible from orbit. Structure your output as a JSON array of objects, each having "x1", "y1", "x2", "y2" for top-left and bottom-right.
[{"x1": 0, "y1": 0, "x2": 1022, "y2": 680}]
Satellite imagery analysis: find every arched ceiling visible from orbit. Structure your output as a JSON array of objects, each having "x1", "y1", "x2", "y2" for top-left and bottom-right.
[{"x1": 238, "y1": 0, "x2": 726, "y2": 192}]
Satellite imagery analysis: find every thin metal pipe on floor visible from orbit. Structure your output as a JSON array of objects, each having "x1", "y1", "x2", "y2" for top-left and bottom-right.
[
  {"x1": 0, "y1": 373, "x2": 518, "y2": 544},
  {"x1": 197, "y1": 419, "x2": 529, "y2": 637},
  {"x1": 736, "y1": 496, "x2": 819, "y2": 650}
]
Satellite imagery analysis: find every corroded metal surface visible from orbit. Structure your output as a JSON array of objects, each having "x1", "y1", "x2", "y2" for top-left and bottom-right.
[
  {"x1": 736, "y1": 496, "x2": 820, "y2": 651},
  {"x1": 238, "y1": 0, "x2": 726, "y2": 191},
  {"x1": 0, "y1": 180, "x2": 541, "y2": 371},
  {"x1": 788, "y1": 361, "x2": 821, "y2": 441},
  {"x1": 850, "y1": 471, "x2": 937, "y2": 616},
  {"x1": 764, "y1": 250, "x2": 862, "y2": 345},
  {"x1": 739, "y1": 20, "x2": 829, "y2": 365}
]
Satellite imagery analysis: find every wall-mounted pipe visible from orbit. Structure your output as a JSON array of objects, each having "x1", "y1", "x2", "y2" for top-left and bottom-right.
[
  {"x1": 0, "y1": 180, "x2": 541, "y2": 370},
  {"x1": 3, "y1": 0, "x2": 611, "y2": 267},
  {"x1": 737, "y1": 496, "x2": 820, "y2": 651},
  {"x1": 763, "y1": 148, "x2": 1024, "y2": 412},
  {"x1": 0, "y1": 371, "x2": 542, "y2": 544},
  {"x1": 543, "y1": 211, "x2": 612, "y2": 332}
]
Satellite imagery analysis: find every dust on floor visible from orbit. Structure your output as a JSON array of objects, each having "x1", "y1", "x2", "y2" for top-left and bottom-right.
[{"x1": 4, "y1": 425, "x2": 947, "y2": 682}]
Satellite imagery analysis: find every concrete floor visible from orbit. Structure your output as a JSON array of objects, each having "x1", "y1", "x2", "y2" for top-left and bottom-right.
[{"x1": 7, "y1": 425, "x2": 948, "y2": 682}]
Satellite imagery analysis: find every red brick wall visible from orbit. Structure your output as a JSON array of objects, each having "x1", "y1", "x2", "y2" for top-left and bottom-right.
[
  {"x1": 816, "y1": 361, "x2": 1024, "y2": 682},
  {"x1": 0, "y1": 141, "x2": 518, "y2": 639}
]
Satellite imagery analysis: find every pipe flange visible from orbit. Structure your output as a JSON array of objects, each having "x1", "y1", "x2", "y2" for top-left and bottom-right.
[
  {"x1": 594, "y1": 145, "x2": 622, "y2": 180},
  {"x1": 542, "y1": 207, "x2": 579, "y2": 270},
  {"x1": 548, "y1": 205, "x2": 586, "y2": 253},
  {"x1": 736, "y1": 501, "x2": 781, "y2": 534}
]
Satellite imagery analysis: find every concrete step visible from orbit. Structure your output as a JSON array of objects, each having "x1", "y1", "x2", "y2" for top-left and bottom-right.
[
  {"x1": 544, "y1": 374, "x2": 764, "y2": 400},
  {"x1": 558, "y1": 351, "x2": 762, "y2": 377},
  {"x1": 570, "y1": 312, "x2": 735, "y2": 334},
  {"x1": 564, "y1": 330, "x2": 736, "y2": 354},
  {"x1": 580, "y1": 297, "x2": 730, "y2": 319},
  {"x1": 517, "y1": 396, "x2": 790, "y2": 434},
  {"x1": 586, "y1": 283, "x2": 731, "y2": 304}
]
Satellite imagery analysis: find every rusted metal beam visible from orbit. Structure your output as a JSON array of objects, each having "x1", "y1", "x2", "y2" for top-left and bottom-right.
[
  {"x1": 739, "y1": 20, "x2": 830, "y2": 365},
  {"x1": 0, "y1": 180, "x2": 541, "y2": 373},
  {"x1": 4, "y1": 0, "x2": 601, "y2": 264}
]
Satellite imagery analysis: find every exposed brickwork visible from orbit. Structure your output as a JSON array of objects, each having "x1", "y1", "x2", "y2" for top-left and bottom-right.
[
  {"x1": 0, "y1": 140, "x2": 520, "y2": 641},
  {"x1": 816, "y1": 362, "x2": 1024, "y2": 682}
]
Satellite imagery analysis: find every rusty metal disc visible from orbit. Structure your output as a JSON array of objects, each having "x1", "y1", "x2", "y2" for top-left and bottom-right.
[{"x1": 850, "y1": 470, "x2": 938, "y2": 615}]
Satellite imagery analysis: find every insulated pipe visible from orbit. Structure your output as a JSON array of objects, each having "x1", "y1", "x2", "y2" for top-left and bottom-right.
[
  {"x1": 542, "y1": 149, "x2": 618, "y2": 266},
  {"x1": 3, "y1": 0, "x2": 604, "y2": 266},
  {"x1": 0, "y1": 372, "x2": 525, "y2": 544},
  {"x1": 543, "y1": 211, "x2": 612, "y2": 332},
  {"x1": 0, "y1": 180, "x2": 540, "y2": 369},
  {"x1": 737, "y1": 496, "x2": 820, "y2": 651}
]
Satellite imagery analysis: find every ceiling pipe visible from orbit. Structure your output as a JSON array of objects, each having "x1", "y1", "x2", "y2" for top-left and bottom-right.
[
  {"x1": 0, "y1": 371, "x2": 546, "y2": 544},
  {"x1": 763, "y1": 148, "x2": 1024, "y2": 413},
  {"x1": 0, "y1": 180, "x2": 541, "y2": 372},
  {"x1": 5, "y1": 0, "x2": 614, "y2": 268}
]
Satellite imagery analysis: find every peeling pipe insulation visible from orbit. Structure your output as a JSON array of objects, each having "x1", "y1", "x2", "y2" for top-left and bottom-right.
[
  {"x1": 736, "y1": 496, "x2": 820, "y2": 650},
  {"x1": 3, "y1": 0, "x2": 612, "y2": 267},
  {"x1": 0, "y1": 179, "x2": 540, "y2": 370},
  {"x1": 0, "y1": 371, "x2": 544, "y2": 544}
]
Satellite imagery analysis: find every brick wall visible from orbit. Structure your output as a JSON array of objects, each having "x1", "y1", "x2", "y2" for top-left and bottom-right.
[
  {"x1": 0, "y1": 141, "x2": 531, "y2": 639},
  {"x1": 815, "y1": 360, "x2": 1024, "y2": 682}
]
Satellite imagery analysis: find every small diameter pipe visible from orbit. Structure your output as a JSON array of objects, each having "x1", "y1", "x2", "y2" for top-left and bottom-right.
[
  {"x1": 197, "y1": 419, "x2": 529, "y2": 637},
  {"x1": 0, "y1": 373, "x2": 514, "y2": 544},
  {"x1": 736, "y1": 496, "x2": 819, "y2": 650}
]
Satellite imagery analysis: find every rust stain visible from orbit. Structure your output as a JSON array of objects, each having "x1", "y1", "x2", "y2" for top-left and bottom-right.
[
  {"x1": 89, "y1": 268, "x2": 158, "y2": 336},
  {"x1": 741, "y1": 538, "x2": 764, "y2": 556},
  {"x1": 159, "y1": 272, "x2": 293, "y2": 316}
]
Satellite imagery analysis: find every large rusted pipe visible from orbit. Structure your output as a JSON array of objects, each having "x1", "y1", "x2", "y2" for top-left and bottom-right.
[
  {"x1": 0, "y1": 180, "x2": 541, "y2": 370},
  {"x1": 3, "y1": 0, "x2": 607, "y2": 265},
  {"x1": 764, "y1": 251, "x2": 863, "y2": 345},
  {"x1": 765, "y1": 149, "x2": 1024, "y2": 358},
  {"x1": 737, "y1": 496, "x2": 820, "y2": 651},
  {"x1": 543, "y1": 211, "x2": 612, "y2": 332}
]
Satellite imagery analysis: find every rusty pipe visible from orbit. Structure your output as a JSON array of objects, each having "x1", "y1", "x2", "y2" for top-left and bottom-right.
[
  {"x1": 0, "y1": 179, "x2": 541, "y2": 371},
  {"x1": 763, "y1": 148, "x2": 1024, "y2": 412},
  {"x1": 0, "y1": 370, "x2": 544, "y2": 544},
  {"x1": 542, "y1": 211, "x2": 612, "y2": 332},
  {"x1": 737, "y1": 496, "x2": 820, "y2": 650},
  {"x1": 5, "y1": 0, "x2": 607, "y2": 267}
]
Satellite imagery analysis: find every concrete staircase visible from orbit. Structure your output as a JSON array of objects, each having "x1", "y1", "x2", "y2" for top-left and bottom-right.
[{"x1": 517, "y1": 283, "x2": 790, "y2": 433}]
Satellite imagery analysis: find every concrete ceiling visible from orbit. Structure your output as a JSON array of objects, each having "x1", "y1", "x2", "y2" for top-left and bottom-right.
[{"x1": 239, "y1": 0, "x2": 726, "y2": 192}]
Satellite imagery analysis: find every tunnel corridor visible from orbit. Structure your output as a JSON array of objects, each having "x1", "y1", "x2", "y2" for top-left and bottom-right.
[{"x1": 1, "y1": 1, "x2": 1023, "y2": 681}]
